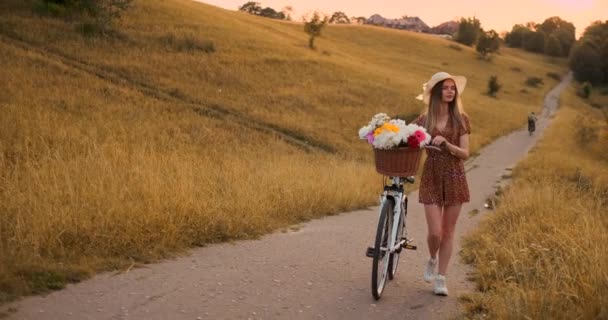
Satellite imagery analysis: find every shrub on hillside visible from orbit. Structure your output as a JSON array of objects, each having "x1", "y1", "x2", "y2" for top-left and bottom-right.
[
  {"x1": 35, "y1": 0, "x2": 133, "y2": 35},
  {"x1": 525, "y1": 76, "x2": 544, "y2": 87},
  {"x1": 487, "y1": 76, "x2": 501, "y2": 97},
  {"x1": 577, "y1": 82, "x2": 592, "y2": 99},
  {"x1": 546, "y1": 72, "x2": 561, "y2": 81},
  {"x1": 160, "y1": 33, "x2": 216, "y2": 53}
]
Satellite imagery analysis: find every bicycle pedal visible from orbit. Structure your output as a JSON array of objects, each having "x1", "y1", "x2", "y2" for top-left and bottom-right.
[
  {"x1": 403, "y1": 244, "x2": 417, "y2": 250},
  {"x1": 365, "y1": 247, "x2": 375, "y2": 258},
  {"x1": 400, "y1": 238, "x2": 417, "y2": 250}
]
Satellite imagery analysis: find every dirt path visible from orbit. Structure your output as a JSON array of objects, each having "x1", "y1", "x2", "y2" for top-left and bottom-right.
[{"x1": 2, "y1": 74, "x2": 572, "y2": 320}]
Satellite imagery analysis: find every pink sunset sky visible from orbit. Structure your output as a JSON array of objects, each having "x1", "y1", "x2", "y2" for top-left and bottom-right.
[{"x1": 196, "y1": 0, "x2": 607, "y2": 38}]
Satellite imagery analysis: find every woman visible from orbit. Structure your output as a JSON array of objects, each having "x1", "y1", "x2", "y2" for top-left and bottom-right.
[{"x1": 413, "y1": 71, "x2": 471, "y2": 296}]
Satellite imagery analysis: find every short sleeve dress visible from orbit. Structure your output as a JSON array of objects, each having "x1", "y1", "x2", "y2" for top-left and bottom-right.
[{"x1": 414, "y1": 113, "x2": 471, "y2": 206}]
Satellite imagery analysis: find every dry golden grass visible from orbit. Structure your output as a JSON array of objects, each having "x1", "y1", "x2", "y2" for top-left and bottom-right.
[
  {"x1": 460, "y1": 86, "x2": 608, "y2": 319},
  {"x1": 0, "y1": 0, "x2": 565, "y2": 301}
]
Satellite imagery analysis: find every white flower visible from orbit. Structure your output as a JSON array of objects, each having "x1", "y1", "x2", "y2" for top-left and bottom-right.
[
  {"x1": 370, "y1": 113, "x2": 390, "y2": 128},
  {"x1": 358, "y1": 125, "x2": 373, "y2": 139},
  {"x1": 388, "y1": 119, "x2": 406, "y2": 126},
  {"x1": 372, "y1": 132, "x2": 396, "y2": 149}
]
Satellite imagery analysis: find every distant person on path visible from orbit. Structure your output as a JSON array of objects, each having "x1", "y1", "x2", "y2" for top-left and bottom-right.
[
  {"x1": 528, "y1": 112, "x2": 537, "y2": 135},
  {"x1": 413, "y1": 71, "x2": 471, "y2": 296}
]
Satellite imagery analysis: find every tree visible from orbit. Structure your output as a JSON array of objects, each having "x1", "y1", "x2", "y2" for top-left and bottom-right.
[
  {"x1": 505, "y1": 24, "x2": 531, "y2": 48},
  {"x1": 569, "y1": 21, "x2": 608, "y2": 84},
  {"x1": 544, "y1": 34, "x2": 563, "y2": 56},
  {"x1": 351, "y1": 16, "x2": 366, "y2": 24},
  {"x1": 239, "y1": 2, "x2": 286, "y2": 20},
  {"x1": 281, "y1": 5, "x2": 293, "y2": 21},
  {"x1": 304, "y1": 12, "x2": 328, "y2": 49},
  {"x1": 454, "y1": 17, "x2": 481, "y2": 46},
  {"x1": 259, "y1": 7, "x2": 284, "y2": 19},
  {"x1": 552, "y1": 28, "x2": 575, "y2": 56},
  {"x1": 523, "y1": 31, "x2": 546, "y2": 53},
  {"x1": 329, "y1": 11, "x2": 350, "y2": 24},
  {"x1": 476, "y1": 29, "x2": 501, "y2": 59},
  {"x1": 238, "y1": 1, "x2": 261, "y2": 15},
  {"x1": 538, "y1": 16, "x2": 575, "y2": 56}
]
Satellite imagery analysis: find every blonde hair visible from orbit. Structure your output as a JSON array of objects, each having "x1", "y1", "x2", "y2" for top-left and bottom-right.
[{"x1": 423, "y1": 79, "x2": 466, "y2": 135}]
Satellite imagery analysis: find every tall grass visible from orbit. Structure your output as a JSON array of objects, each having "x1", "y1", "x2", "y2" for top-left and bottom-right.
[
  {"x1": 460, "y1": 86, "x2": 608, "y2": 319},
  {"x1": 0, "y1": 0, "x2": 566, "y2": 301}
]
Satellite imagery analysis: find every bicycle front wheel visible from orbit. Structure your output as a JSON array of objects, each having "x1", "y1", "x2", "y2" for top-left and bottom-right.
[
  {"x1": 388, "y1": 206, "x2": 404, "y2": 280},
  {"x1": 371, "y1": 198, "x2": 393, "y2": 300}
]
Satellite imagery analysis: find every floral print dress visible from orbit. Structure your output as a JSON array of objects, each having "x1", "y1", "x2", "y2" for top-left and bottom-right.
[{"x1": 414, "y1": 113, "x2": 471, "y2": 206}]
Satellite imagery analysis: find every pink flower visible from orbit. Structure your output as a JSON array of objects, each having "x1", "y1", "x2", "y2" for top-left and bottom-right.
[
  {"x1": 414, "y1": 130, "x2": 426, "y2": 143},
  {"x1": 366, "y1": 131, "x2": 375, "y2": 144},
  {"x1": 407, "y1": 135, "x2": 420, "y2": 148}
]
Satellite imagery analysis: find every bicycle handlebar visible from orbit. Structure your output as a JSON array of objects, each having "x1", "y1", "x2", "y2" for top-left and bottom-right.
[{"x1": 423, "y1": 144, "x2": 442, "y2": 151}]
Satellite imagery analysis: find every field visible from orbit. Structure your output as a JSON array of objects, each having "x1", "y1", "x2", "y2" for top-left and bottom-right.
[{"x1": 0, "y1": 0, "x2": 566, "y2": 301}]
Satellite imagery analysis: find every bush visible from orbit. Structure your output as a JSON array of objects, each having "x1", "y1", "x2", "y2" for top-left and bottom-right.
[
  {"x1": 487, "y1": 76, "x2": 501, "y2": 97},
  {"x1": 546, "y1": 72, "x2": 561, "y2": 81},
  {"x1": 578, "y1": 82, "x2": 592, "y2": 99},
  {"x1": 33, "y1": 1, "x2": 68, "y2": 16},
  {"x1": 161, "y1": 33, "x2": 215, "y2": 53},
  {"x1": 525, "y1": 76, "x2": 544, "y2": 87},
  {"x1": 35, "y1": 0, "x2": 133, "y2": 35}
]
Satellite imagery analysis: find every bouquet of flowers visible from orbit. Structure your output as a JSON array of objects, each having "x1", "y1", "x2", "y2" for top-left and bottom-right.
[{"x1": 358, "y1": 113, "x2": 431, "y2": 150}]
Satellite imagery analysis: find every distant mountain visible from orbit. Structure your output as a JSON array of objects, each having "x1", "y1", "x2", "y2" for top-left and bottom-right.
[
  {"x1": 430, "y1": 20, "x2": 459, "y2": 36},
  {"x1": 366, "y1": 14, "x2": 430, "y2": 32}
]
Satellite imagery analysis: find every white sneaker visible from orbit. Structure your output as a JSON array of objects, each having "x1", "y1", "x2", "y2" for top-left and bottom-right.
[
  {"x1": 434, "y1": 275, "x2": 449, "y2": 296},
  {"x1": 423, "y1": 258, "x2": 437, "y2": 283}
]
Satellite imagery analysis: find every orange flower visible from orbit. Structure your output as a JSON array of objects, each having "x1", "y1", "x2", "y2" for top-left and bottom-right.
[{"x1": 373, "y1": 123, "x2": 400, "y2": 136}]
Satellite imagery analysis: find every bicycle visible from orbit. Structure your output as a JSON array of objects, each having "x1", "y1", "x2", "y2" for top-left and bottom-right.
[{"x1": 365, "y1": 145, "x2": 440, "y2": 300}]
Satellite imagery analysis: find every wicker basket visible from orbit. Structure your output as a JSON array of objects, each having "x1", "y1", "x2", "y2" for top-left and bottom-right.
[{"x1": 373, "y1": 147, "x2": 423, "y2": 177}]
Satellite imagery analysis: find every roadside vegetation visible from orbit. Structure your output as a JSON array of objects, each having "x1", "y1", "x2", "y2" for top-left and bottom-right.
[{"x1": 461, "y1": 86, "x2": 607, "y2": 319}]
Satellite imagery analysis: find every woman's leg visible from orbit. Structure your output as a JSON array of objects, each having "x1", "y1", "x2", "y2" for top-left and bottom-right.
[
  {"x1": 424, "y1": 204, "x2": 443, "y2": 259},
  {"x1": 437, "y1": 204, "x2": 462, "y2": 275}
]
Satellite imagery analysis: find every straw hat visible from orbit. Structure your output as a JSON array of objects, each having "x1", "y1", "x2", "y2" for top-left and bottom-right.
[{"x1": 416, "y1": 72, "x2": 467, "y2": 104}]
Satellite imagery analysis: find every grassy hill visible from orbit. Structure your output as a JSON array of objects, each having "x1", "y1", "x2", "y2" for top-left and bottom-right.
[{"x1": 0, "y1": 0, "x2": 566, "y2": 301}]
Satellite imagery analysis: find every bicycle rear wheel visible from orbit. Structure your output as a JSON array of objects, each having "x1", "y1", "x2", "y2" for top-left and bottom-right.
[{"x1": 371, "y1": 198, "x2": 393, "y2": 300}]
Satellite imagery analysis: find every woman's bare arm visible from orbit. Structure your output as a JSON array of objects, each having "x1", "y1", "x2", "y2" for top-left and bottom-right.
[{"x1": 445, "y1": 134, "x2": 469, "y2": 160}]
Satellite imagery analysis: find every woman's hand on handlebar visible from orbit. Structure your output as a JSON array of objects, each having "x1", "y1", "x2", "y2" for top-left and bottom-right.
[{"x1": 431, "y1": 135, "x2": 447, "y2": 147}]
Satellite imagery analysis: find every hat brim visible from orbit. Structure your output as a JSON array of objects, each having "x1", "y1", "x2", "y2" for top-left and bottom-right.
[{"x1": 417, "y1": 74, "x2": 467, "y2": 104}]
